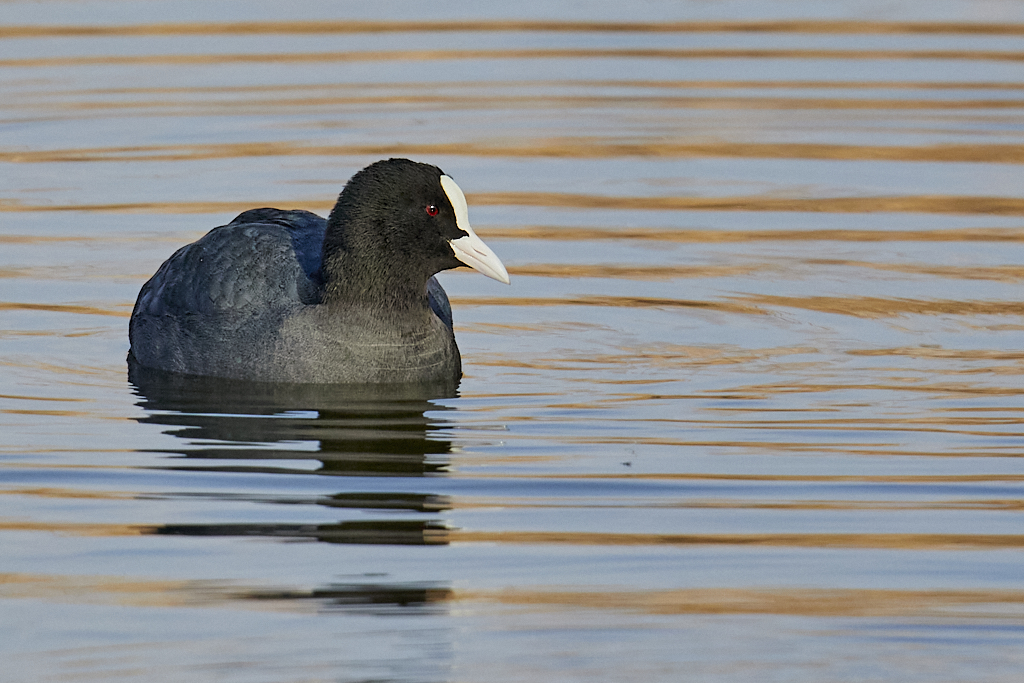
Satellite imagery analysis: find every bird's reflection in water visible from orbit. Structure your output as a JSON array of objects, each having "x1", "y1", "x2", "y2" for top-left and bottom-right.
[
  {"x1": 129, "y1": 359, "x2": 459, "y2": 553},
  {"x1": 241, "y1": 582, "x2": 454, "y2": 615},
  {"x1": 129, "y1": 358, "x2": 458, "y2": 477}
]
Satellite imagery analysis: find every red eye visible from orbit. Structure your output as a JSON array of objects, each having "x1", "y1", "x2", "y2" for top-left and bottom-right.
[{"x1": 425, "y1": 204, "x2": 439, "y2": 217}]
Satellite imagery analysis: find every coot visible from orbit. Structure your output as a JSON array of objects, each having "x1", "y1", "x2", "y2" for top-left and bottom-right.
[{"x1": 128, "y1": 158, "x2": 509, "y2": 384}]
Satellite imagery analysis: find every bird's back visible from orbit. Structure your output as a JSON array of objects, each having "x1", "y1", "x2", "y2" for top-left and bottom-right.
[
  {"x1": 129, "y1": 209, "x2": 326, "y2": 377},
  {"x1": 129, "y1": 208, "x2": 459, "y2": 383}
]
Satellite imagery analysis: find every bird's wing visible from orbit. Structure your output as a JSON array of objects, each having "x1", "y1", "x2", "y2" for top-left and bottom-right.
[
  {"x1": 133, "y1": 209, "x2": 327, "y2": 320},
  {"x1": 426, "y1": 276, "x2": 454, "y2": 330}
]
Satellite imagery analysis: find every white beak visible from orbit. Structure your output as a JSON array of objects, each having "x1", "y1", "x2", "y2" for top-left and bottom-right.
[{"x1": 440, "y1": 175, "x2": 511, "y2": 285}]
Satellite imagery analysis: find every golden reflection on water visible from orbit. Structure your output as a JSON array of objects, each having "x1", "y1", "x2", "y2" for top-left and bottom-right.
[
  {"x1": 451, "y1": 530, "x2": 1024, "y2": 549},
  {"x1": 464, "y1": 586, "x2": 1024, "y2": 617},
  {"x1": 10, "y1": 141, "x2": 1024, "y2": 163},
  {"x1": 455, "y1": 294, "x2": 1024, "y2": 318},
  {"x1": 804, "y1": 261, "x2": 1024, "y2": 281},
  {"x1": 742, "y1": 294, "x2": 1024, "y2": 318},
  {"x1": 4, "y1": 571, "x2": 1022, "y2": 619},
  {"x1": 0, "y1": 301, "x2": 129, "y2": 317},
  {"x1": 484, "y1": 227, "x2": 1024, "y2": 243},
  {"x1": 11, "y1": 194, "x2": 1024, "y2": 216},
  {"x1": 3, "y1": 517, "x2": 1024, "y2": 554},
  {"x1": 5, "y1": 485, "x2": 1024, "y2": 511},
  {"x1": 0, "y1": 520, "x2": 149, "y2": 536},
  {"x1": 3, "y1": 10, "x2": 1024, "y2": 678},
  {"x1": 476, "y1": 193, "x2": 1024, "y2": 215},
  {"x1": 12, "y1": 93, "x2": 1024, "y2": 116},
  {"x1": 510, "y1": 264, "x2": 764, "y2": 280},
  {"x1": 8, "y1": 45, "x2": 1024, "y2": 69}
]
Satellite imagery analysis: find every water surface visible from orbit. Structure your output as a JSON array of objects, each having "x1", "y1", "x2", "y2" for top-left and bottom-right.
[{"x1": 2, "y1": 1, "x2": 1023, "y2": 681}]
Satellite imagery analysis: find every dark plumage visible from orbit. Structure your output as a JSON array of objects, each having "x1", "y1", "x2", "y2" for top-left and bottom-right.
[{"x1": 128, "y1": 158, "x2": 508, "y2": 384}]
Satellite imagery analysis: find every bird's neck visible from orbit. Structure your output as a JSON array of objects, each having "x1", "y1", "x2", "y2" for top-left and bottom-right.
[{"x1": 321, "y1": 253, "x2": 434, "y2": 325}]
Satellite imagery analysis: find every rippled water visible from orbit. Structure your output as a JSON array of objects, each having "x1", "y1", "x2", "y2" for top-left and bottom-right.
[{"x1": 3, "y1": 1, "x2": 1024, "y2": 681}]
